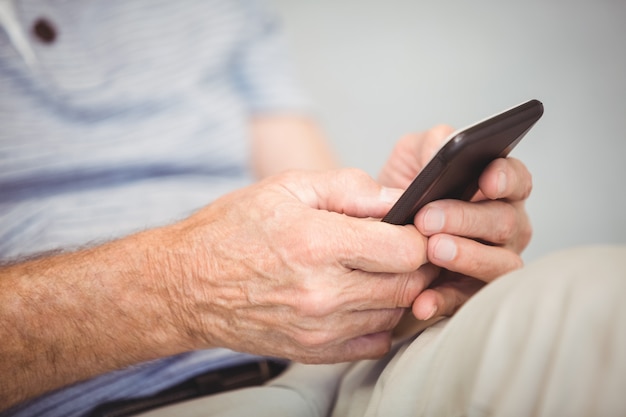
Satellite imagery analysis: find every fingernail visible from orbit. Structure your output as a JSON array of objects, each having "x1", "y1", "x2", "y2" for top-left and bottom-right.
[
  {"x1": 433, "y1": 236, "x2": 456, "y2": 261},
  {"x1": 423, "y1": 305, "x2": 438, "y2": 321},
  {"x1": 497, "y1": 171, "x2": 507, "y2": 197},
  {"x1": 423, "y1": 207, "x2": 445, "y2": 233}
]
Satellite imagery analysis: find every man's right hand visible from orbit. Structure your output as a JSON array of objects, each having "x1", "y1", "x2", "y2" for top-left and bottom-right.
[
  {"x1": 0, "y1": 168, "x2": 437, "y2": 410},
  {"x1": 158, "y1": 168, "x2": 436, "y2": 363}
]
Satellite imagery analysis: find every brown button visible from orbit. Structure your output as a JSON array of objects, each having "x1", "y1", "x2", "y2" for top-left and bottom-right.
[{"x1": 33, "y1": 18, "x2": 57, "y2": 44}]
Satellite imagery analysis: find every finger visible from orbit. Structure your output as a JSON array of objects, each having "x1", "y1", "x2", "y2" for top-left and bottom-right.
[
  {"x1": 289, "y1": 307, "x2": 405, "y2": 346},
  {"x1": 426, "y1": 234, "x2": 523, "y2": 281},
  {"x1": 411, "y1": 273, "x2": 485, "y2": 320},
  {"x1": 415, "y1": 125, "x2": 457, "y2": 168},
  {"x1": 378, "y1": 126, "x2": 456, "y2": 189},
  {"x1": 305, "y1": 330, "x2": 394, "y2": 363},
  {"x1": 478, "y1": 157, "x2": 533, "y2": 201},
  {"x1": 329, "y1": 303, "x2": 436, "y2": 361},
  {"x1": 338, "y1": 263, "x2": 440, "y2": 310},
  {"x1": 335, "y1": 216, "x2": 428, "y2": 273},
  {"x1": 378, "y1": 133, "x2": 426, "y2": 189},
  {"x1": 289, "y1": 308, "x2": 406, "y2": 363},
  {"x1": 341, "y1": 331, "x2": 395, "y2": 361},
  {"x1": 416, "y1": 199, "x2": 520, "y2": 245}
]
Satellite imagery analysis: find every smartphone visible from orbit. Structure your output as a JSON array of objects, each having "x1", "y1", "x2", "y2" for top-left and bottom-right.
[{"x1": 382, "y1": 99, "x2": 544, "y2": 225}]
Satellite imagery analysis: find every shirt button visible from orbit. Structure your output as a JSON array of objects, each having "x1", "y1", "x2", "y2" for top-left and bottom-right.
[{"x1": 33, "y1": 18, "x2": 57, "y2": 44}]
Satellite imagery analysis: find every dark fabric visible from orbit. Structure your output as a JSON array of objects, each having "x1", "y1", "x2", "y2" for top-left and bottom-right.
[{"x1": 87, "y1": 360, "x2": 288, "y2": 417}]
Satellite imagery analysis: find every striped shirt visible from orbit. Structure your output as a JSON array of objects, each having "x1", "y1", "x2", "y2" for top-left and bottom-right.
[{"x1": 0, "y1": 1, "x2": 308, "y2": 415}]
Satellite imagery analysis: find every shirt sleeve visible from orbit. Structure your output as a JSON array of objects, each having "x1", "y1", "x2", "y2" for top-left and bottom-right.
[{"x1": 230, "y1": 1, "x2": 313, "y2": 114}]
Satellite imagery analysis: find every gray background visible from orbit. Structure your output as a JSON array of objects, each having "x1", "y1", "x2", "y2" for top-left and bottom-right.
[{"x1": 270, "y1": 0, "x2": 626, "y2": 262}]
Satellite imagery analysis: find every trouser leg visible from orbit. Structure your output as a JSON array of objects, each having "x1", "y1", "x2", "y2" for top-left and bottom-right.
[
  {"x1": 333, "y1": 245, "x2": 626, "y2": 417},
  {"x1": 136, "y1": 362, "x2": 350, "y2": 417}
]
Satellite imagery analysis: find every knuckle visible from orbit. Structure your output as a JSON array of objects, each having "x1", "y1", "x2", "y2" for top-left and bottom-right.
[
  {"x1": 392, "y1": 277, "x2": 414, "y2": 307},
  {"x1": 296, "y1": 285, "x2": 336, "y2": 318},
  {"x1": 494, "y1": 204, "x2": 518, "y2": 242},
  {"x1": 286, "y1": 218, "x2": 333, "y2": 264},
  {"x1": 464, "y1": 253, "x2": 485, "y2": 275},
  {"x1": 400, "y1": 242, "x2": 423, "y2": 269},
  {"x1": 384, "y1": 308, "x2": 406, "y2": 328},
  {"x1": 397, "y1": 237, "x2": 427, "y2": 271},
  {"x1": 335, "y1": 168, "x2": 375, "y2": 196}
]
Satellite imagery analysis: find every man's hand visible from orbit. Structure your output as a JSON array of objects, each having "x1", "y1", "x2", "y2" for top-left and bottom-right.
[
  {"x1": 163, "y1": 169, "x2": 438, "y2": 363},
  {"x1": 379, "y1": 126, "x2": 533, "y2": 320},
  {"x1": 0, "y1": 168, "x2": 438, "y2": 409}
]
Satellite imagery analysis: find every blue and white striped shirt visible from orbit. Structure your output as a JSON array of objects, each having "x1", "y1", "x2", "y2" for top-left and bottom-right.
[{"x1": 0, "y1": 1, "x2": 309, "y2": 415}]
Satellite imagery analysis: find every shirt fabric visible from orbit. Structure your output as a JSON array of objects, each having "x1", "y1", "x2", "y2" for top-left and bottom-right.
[{"x1": 0, "y1": 1, "x2": 309, "y2": 415}]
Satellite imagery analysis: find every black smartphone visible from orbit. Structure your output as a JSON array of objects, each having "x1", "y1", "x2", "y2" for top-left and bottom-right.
[{"x1": 382, "y1": 99, "x2": 544, "y2": 225}]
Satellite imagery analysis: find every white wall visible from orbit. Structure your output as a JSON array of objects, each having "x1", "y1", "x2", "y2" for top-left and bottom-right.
[{"x1": 270, "y1": 0, "x2": 626, "y2": 262}]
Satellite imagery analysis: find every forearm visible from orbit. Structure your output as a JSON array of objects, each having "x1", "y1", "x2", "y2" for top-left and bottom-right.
[
  {"x1": 250, "y1": 115, "x2": 339, "y2": 178},
  {"x1": 0, "y1": 229, "x2": 193, "y2": 411}
]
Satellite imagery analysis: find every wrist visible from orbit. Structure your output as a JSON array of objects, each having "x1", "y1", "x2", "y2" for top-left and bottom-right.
[
  {"x1": 141, "y1": 221, "x2": 221, "y2": 352},
  {"x1": 118, "y1": 227, "x2": 201, "y2": 354}
]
